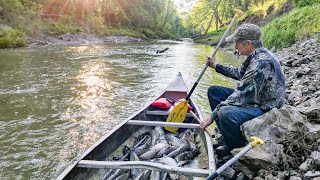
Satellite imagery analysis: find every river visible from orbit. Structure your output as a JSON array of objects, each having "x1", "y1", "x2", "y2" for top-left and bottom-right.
[{"x1": 0, "y1": 40, "x2": 242, "y2": 179}]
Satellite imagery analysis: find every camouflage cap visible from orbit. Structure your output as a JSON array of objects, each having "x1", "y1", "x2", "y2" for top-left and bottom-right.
[{"x1": 225, "y1": 23, "x2": 261, "y2": 42}]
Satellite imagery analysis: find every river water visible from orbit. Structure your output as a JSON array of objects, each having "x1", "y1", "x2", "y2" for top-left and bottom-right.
[{"x1": 0, "y1": 40, "x2": 242, "y2": 179}]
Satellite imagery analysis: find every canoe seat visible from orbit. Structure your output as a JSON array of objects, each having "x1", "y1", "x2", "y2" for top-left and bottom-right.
[{"x1": 146, "y1": 108, "x2": 194, "y2": 117}]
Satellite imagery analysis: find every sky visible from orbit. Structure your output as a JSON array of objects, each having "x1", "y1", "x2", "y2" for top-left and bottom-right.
[{"x1": 173, "y1": 0, "x2": 197, "y2": 13}]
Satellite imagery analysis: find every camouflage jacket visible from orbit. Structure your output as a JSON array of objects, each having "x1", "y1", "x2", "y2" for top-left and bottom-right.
[{"x1": 214, "y1": 47, "x2": 285, "y2": 113}]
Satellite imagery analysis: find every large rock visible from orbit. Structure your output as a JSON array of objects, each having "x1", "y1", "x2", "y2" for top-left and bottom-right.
[
  {"x1": 240, "y1": 107, "x2": 320, "y2": 171},
  {"x1": 243, "y1": 107, "x2": 320, "y2": 144},
  {"x1": 311, "y1": 151, "x2": 320, "y2": 167},
  {"x1": 304, "y1": 171, "x2": 320, "y2": 179},
  {"x1": 292, "y1": 105, "x2": 320, "y2": 124},
  {"x1": 232, "y1": 143, "x2": 283, "y2": 170},
  {"x1": 289, "y1": 176, "x2": 302, "y2": 180},
  {"x1": 299, "y1": 158, "x2": 313, "y2": 171}
]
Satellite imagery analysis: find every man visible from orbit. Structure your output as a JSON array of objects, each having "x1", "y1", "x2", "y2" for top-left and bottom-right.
[{"x1": 200, "y1": 23, "x2": 286, "y2": 157}]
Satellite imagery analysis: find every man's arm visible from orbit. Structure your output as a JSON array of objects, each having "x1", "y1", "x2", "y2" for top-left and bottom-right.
[
  {"x1": 215, "y1": 64, "x2": 244, "y2": 80},
  {"x1": 207, "y1": 56, "x2": 246, "y2": 80}
]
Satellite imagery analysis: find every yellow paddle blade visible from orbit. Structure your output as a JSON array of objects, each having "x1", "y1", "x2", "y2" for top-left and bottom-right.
[{"x1": 164, "y1": 100, "x2": 188, "y2": 133}]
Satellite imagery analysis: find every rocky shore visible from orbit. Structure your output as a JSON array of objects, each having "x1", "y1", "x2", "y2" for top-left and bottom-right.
[
  {"x1": 26, "y1": 32, "x2": 143, "y2": 46},
  {"x1": 219, "y1": 39, "x2": 320, "y2": 180}
]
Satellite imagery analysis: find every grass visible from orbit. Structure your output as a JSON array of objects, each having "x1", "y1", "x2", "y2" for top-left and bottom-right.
[
  {"x1": 103, "y1": 28, "x2": 147, "y2": 39},
  {"x1": 42, "y1": 21, "x2": 83, "y2": 35},
  {"x1": 194, "y1": 28, "x2": 226, "y2": 45},
  {"x1": 262, "y1": 4, "x2": 320, "y2": 49},
  {"x1": 0, "y1": 28, "x2": 26, "y2": 48}
]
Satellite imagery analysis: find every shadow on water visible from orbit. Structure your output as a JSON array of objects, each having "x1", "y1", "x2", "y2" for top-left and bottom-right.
[{"x1": 0, "y1": 40, "x2": 242, "y2": 179}]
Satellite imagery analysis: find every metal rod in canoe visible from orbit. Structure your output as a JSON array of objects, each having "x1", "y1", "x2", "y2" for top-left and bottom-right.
[{"x1": 206, "y1": 137, "x2": 265, "y2": 180}]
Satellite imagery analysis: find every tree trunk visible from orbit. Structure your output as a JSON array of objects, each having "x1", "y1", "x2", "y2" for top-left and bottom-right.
[
  {"x1": 244, "y1": 0, "x2": 251, "y2": 11},
  {"x1": 204, "y1": 11, "x2": 214, "y2": 36},
  {"x1": 204, "y1": 0, "x2": 223, "y2": 35},
  {"x1": 160, "y1": 1, "x2": 173, "y2": 32}
]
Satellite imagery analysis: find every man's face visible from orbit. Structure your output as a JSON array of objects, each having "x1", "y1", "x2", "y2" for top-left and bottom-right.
[{"x1": 235, "y1": 40, "x2": 253, "y2": 56}]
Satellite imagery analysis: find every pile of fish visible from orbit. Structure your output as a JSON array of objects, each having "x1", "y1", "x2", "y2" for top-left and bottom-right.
[{"x1": 102, "y1": 126, "x2": 201, "y2": 180}]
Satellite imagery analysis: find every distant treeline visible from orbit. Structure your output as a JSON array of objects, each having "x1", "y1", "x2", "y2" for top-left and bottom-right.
[
  {"x1": 1, "y1": 0, "x2": 319, "y2": 49},
  {"x1": 0, "y1": 0, "x2": 190, "y2": 39}
]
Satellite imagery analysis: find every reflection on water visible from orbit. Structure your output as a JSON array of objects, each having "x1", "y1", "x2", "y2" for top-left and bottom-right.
[{"x1": 0, "y1": 40, "x2": 242, "y2": 179}]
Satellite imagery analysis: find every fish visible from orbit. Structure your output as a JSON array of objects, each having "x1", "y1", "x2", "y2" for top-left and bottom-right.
[
  {"x1": 139, "y1": 143, "x2": 170, "y2": 160},
  {"x1": 155, "y1": 126, "x2": 168, "y2": 144},
  {"x1": 166, "y1": 134, "x2": 184, "y2": 147},
  {"x1": 149, "y1": 171, "x2": 161, "y2": 180},
  {"x1": 175, "y1": 151, "x2": 195, "y2": 166},
  {"x1": 101, "y1": 169, "x2": 116, "y2": 180},
  {"x1": 114, "y1": 170, "x2": 130, "y2": 180},
  {"x1": 180, "y1": 129, "x2": 195, "y2": 143},
  {"x1": 105, "y1": 169, "x2": 126, "y2": 180},
  {"x1": 156, "y1": 145, "x2": 177, "y2": 157},
  {"x1": 159, "y1": 156, "x2": 179, "y2": 180},
  {"x1": 134, "y1": 170, "x2": 151, "y2": 180},
  {"x1": 177, "y1": 175, "x2": 193, "y2": 180},
  {"x1": 130, "y1": 151, "x2": 144, "y2": 178},
  {"x1": 133, "y1": 135, "x2": 152, "y2": 156},
  {"x1": 167, "y1": 143, "x2": 189, "y2": 158},
  {"x1": 150, "y1": 129, "x2": 160, "y2": 146},
  {"x1": 188, "y1": 141, "x2": 199, "y2": 155}
]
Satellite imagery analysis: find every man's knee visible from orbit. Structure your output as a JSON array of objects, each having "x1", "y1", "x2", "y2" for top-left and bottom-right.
[
  {"x1": 217, "y1": 106, "x2": 238, "y2": 125},
  {"x1": 207, "y1": 85, "x2": 222, "y2": 97}
]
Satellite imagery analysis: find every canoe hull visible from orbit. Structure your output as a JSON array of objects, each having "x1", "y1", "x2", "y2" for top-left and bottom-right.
[{"x1": 57, "y1": 73, "x2": 209, "y2": 180}]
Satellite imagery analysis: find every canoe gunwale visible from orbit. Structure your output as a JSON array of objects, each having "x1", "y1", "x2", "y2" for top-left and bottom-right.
[
  {"x1": 127, "y1": 120, "x2": 201, "y2": 128},
  {"x1": 77, "y1": 160, "x2": 210, "y2": 177}
]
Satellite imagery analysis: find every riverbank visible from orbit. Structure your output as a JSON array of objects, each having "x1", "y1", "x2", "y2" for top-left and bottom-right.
[
  {"x1": 0, "y1": 25, "x2": 147, "y2": 48},
  {"x1": 26, "y1": 32, "x2": 143, "y2": 47}
]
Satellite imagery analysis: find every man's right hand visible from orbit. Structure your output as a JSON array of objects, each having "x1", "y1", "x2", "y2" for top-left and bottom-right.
[
  {"x1": 200, "y1": 116, "x2": 213, "y2": 129},
  {"x1": 206, "y1": 56, "x2": 216, "y2": 69}
]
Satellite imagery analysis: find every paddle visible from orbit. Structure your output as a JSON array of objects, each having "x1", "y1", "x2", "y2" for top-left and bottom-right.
[{"x1": 164, "y1": 16, "x2": 237, "y2": 133}]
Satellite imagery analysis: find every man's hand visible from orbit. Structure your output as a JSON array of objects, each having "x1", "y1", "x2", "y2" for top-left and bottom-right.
[
  {"x1": 200, "y1": 116, "x2": 213, "y2": 129},
  {"x1": 206, "y1": 56, "x2": 216, "y2": 69}
]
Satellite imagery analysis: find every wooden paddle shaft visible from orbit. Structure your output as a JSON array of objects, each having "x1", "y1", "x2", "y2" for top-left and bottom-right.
[
  {"x1": 189, "y1": 111, "x2": 214, "y2": 137},
  {"x1": 186, "y1": 17, "x2": 237, "y2": 101}
]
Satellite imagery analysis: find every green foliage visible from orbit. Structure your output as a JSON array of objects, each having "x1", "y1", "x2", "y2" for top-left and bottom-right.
[
  {"x1": 293, "y1": 0, "x2": 320, "y2": 7},
  {"x1": 194, "y1": 28, "x2": 226, "y2": 45},
  {"x1": 140, "y1": 28, "x2": 159, "y2": 39},
  {"x1": 42, "y1": 22, "x2": 82, "y2": 35},
  {"x1": 0, "y1": 0, "x2": 184, "y2": 41},
  {"x1": 262, "y1": 5, "x2": 320, "y2": 49},
  {"x1": 103, "y1": 28, "x2": 147, "y2": 39},
  {"x1": 0, "y1": 28, "x2": 26, "y2": 48}
]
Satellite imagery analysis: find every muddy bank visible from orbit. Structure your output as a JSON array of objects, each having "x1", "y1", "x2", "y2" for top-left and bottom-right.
[{"x1": 26, "y1": 32, "x2": 143, "y2": 46}]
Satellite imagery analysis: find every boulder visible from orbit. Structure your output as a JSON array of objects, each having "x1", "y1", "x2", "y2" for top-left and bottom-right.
[
  {"x1": 292, "y1": 106, "x2": 320, "y2": 124},
  {"x1": 299, "y1": 158, "x2": 313, "y2": 171},
  {"x1": 253, "y1": 177, "x2": 264, "y2": 180},
  {"x1": 289, "y1": 176, "x2": 302, "y2": 180},
  {"x1": 243, "y1": 107, "x2": 320, "y2": 144},
  {"x1": 232, "y1": 143, "x2": 283, "y2": 170},
  {"x1": 233, "y1": 161, "x2": 253, "y2": 177},
  {"x1": 265, "y1": 173, "x2": 277, "y2": 180},
  {"x1": 220, "y1": 167, "x2": 235, "y2": 179},
  {"x1": 304, "y1": 171, "x2": 320, "y2": 179},
  {"x1": 311, "y1": 151, "x2": 320, "y2": 167}
]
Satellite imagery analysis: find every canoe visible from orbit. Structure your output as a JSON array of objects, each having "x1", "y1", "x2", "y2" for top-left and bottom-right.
[{"x1": 57, "y1": 73, "x2": 216, "y2": 180}]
